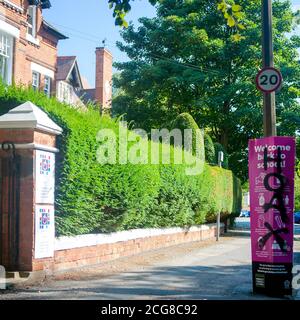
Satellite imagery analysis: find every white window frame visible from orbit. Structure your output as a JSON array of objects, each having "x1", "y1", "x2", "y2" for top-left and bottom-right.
[
  {"x1": 32, "y1": 71, "x2": 40, "y2": 91},
  {"x1": 27, "y1": 5, "x2": 37, "y2": 38},
  {"x1": 0, "y1": 19, "x2": 20, "y2": 38},
  {"x1": 58, "y1": 81, "x2": 64, "y2": 101},
  {"x1": 0, "y1": 31, "x2": 13, "y2": 85},
  {"x1": 31, "y1": 62, "x2": 55, "y2": 79},
  {"x1": 44, "y1": 76, "x2": 51, "y2": 97},
  {"x1": 57, "y1": 81, "x2": 74, "y2": 104}
]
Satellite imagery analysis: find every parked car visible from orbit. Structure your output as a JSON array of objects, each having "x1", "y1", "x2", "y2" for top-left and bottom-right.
[
  {"x1": 295, "y1": 212, "x2": 300, "y2": 224},
  {"x1": 240, "y1": 210, "x2": 251, "y2": 218}
]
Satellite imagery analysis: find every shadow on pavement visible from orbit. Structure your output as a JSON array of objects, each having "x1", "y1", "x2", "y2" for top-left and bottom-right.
[{"x1": 1, "y1": 262, "x2": 298, "y2": 300}]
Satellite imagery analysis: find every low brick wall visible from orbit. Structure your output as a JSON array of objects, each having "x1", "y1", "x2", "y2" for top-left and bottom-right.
[{"x1": 50, "y1": 224, "x2": 224, "y2": 272}]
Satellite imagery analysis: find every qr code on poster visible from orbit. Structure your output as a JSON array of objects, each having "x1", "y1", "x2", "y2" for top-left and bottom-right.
[
  {"x1": 39, "y1": 208, "x2": 51, "y2": 230},
  {"x1": 39, "y1": 154, "x2": 51, "y2": 175}
]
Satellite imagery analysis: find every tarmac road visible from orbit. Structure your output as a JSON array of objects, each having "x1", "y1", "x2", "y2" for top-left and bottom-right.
[{"x1": 1, "y1": 230, "x2": 299, "y2": 300}]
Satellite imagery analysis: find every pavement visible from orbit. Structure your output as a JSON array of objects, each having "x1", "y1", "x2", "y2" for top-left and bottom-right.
[{"x1": 0, "y1": 224, "x2": 299, "y2": 300}]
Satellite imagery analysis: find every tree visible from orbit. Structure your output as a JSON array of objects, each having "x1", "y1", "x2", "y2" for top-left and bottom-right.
[
  {"x1": 108, "y1": 0, "x2": 245, "y2": 34},
  {"x1": 296, "y1": 137, "x2": 300, "y2": 178},
  {"x1": 112, "y1": 0, "x2": 300, "y2": 182}
]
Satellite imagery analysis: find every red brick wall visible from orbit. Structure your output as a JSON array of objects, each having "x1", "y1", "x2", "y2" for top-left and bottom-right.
[
  {"x1": 0, "y1": 130, "x2": 35, "y2": 271},
  {"x1": 33, "y1": 225, "x2": 224, "y2": 272}
]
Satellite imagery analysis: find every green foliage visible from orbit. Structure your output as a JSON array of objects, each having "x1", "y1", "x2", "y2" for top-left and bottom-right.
[
  {"x1": 108, "y1": 0, "x2": 158, "y2": 27},
  {"x1": 113, "y1": 0, "x2": 300, "y2": 183},
  {"x1": 108, "y1": 0, "x2": 245, "y2": 35},
  {"x1": 214, "y1": 142, "x2": 229, "y2": 169},
  {"x1": 148, "y1": 163, "x2": 242, "y2": 227},
  {"x1": 171, "y1": 113, "x2": 204, "y2": 157},
  {"x1": 204, "y1": 134, "x2": 215, "y2": 165},
  {"x1": 195, "y1": 164, "x2": 242, "y2": 223},
  {"x1": 296, "y1": 137, "x2": 300, "y2": 178},
  {"x1": 0, "y1": 83, "x2": 242, "y2": 236},
  {"x1": 217, "y1": 0, "x2": 245, "y2": 41}
]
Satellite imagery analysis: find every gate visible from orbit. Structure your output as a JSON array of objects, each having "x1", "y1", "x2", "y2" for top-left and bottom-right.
[{"x1": 0, "y1": 142, "x2": 21, "y2": 271}]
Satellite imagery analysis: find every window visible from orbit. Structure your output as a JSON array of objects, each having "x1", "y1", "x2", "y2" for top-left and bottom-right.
[
  {"x1": 32, "y1": 71, "x2": 40, "y2": 91},
  {"x1": 44, "y1": 76, "x2": 51, "y2": 97},
  {"x1": 27, "y1": 5, "x2": 37, "y2": 37},
  {"x1": 58, "y1": 81, "x2": 73, "y2": 104},
  {"x1": 63, "y1": 84, "x2": 72, "y2": 103},
  {"x1": 0, "y1": 32, "x2": 13, "y2": 84}
]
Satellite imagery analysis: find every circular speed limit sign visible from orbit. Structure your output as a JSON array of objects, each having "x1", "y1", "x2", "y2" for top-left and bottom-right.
[{"x1": 256, "y1": 67, "x2": 283, "y2": 93}]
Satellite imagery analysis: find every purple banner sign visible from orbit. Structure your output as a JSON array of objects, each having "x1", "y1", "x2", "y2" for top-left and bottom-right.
[{"x1": 249, "y1": 136, "x2": 295, "y2": 296}]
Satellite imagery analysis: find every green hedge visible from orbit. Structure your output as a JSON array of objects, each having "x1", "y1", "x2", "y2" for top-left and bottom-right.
[
  {"x1": 0, "y1": 84, "x2": 242, "y2": 235},
  {"x1": 204, "y1": 134, "x2": 216, "y2": 165},
  {"x1": 171, "y1": 113, "x2": 204, "y2": 157}
]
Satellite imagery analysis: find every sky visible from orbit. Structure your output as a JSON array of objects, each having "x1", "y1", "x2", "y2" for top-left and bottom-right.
[
  {"x1": 44, "y1": 0, "x2": 300, "y2": 88},
  {"x1": 43, "y1": 0, "x2": 156, "y2": 88}
]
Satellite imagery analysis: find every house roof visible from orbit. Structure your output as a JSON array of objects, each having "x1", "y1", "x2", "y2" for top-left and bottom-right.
[
  {"x1": 43, "y1": 21, "x2": 68, "y2": 40},
  {"x1": 80, "y1": 89, "x2": 96, "y2": 105},
  {"x1": 56, "y1": 56, "x2": 77, "y2": 81},
  {"x1": 28, "y1": 0, "x2": 52, "y2": 9},
  {"x1": 56, "y1": 56, "x2": 83, "y2": 89}
]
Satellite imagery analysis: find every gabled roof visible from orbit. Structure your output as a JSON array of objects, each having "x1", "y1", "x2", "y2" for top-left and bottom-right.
[
  {"x1": 56, "y1": 56, "x2": 83, "y2": 89},
  {"x1": 56, "y1": 56, "x2": 76, "y2": 81}
]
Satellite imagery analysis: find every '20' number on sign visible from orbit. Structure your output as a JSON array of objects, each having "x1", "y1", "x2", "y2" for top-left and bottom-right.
[
  {"x1": 256, "y1": 67, "x2": 282, "y2": 93},
  {"x1": 260, "y1": 74, "x2": 279, "y2": 86}
]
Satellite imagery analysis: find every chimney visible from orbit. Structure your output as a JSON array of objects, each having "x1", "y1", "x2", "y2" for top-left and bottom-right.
[{"x1": 95, "y1": 47, "x2": 113, "y2": 109}]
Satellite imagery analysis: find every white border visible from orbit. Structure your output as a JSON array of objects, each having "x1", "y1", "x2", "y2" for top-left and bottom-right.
[
  {"x1": 31, "y1": 62, "x2": 54, "y2": 79},
  {"x1": 55, "y1": 224, "x2": 223, "y2": 251},
  {"x1": 0, "y1": 143, "x2": 60, "y2": 153},
  {"x1": 26, "y1": 33, "x2": 40, "y2": 46},
  {"x1": 0, "y1": 19, "x2": 20, "y2": 38}
]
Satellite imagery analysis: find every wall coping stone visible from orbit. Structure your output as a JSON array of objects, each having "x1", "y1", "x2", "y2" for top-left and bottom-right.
[
  {"x1": 0, "y1": 101, "x2": 62, "y2": 135},
  {"x1": 55, "y1": 224, "x2": 224, "y2": 251}
]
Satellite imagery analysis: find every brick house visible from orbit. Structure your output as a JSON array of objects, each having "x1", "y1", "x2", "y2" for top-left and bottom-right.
[
  {"x1": 0, "y1": 0, "x2": 67, "y2": 94},
  {"x1": 56, "y1": 47, "x2": 113, "y2": 110},
  {"x1": 56, "y1": 56, "x2": 84, "y2": 107},
  {"x1": 0, "y1": 0, "x2": 113, "y2": 110}
]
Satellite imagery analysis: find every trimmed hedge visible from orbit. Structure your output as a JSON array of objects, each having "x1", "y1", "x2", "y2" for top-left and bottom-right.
[
  {"x1": 204, "y1": 134, "x2": 216, "y2": 165},
  {"x1": 171, "y1": 113, "x2": 204, "y2": 157},
  {"x1": 0, "y1": 83, "x2": 242, "y2": 235}
]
